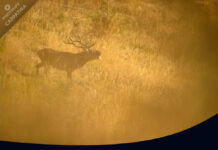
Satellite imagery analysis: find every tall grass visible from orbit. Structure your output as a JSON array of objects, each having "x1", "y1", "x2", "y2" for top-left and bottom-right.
[{"x1": 0, "y1": 0, "x2": 217, "y2": 145}]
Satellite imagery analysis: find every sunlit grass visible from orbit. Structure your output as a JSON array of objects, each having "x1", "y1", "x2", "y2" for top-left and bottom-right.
[{"x1": 0, "y1": 0, "x2": 217, "y2": 145}]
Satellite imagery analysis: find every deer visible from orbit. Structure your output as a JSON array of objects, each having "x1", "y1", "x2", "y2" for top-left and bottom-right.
[{"x1": 36, "y1": 31, "x2": 101, "y2": 79}]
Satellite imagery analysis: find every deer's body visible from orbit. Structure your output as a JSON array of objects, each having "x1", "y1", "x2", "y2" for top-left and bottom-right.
[{"x1": 36, "y1": 48, "x2": 101, "y2": 78}]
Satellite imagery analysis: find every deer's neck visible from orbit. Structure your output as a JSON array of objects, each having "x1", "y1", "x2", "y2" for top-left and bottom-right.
[{"x1": 79, "y1": 52, "x2": 97, "y2": 63}]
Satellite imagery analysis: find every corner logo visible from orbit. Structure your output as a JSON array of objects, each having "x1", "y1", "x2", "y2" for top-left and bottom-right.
[
  {"x1": 2, "y1": 2, "x2": 27, "y2": 26},
  {"x1": 4, "y1": 4, "x2": 11, "y2": 11}
]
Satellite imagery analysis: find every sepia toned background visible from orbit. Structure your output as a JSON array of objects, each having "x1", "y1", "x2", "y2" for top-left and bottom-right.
[{"x1": 0, "y1": 0, "x2": 217, "y2": 145}]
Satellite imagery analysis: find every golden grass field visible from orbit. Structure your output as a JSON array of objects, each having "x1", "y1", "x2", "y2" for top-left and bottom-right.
[{"x1": 0, "y1": 0, "x2": 217, "y2": 145}]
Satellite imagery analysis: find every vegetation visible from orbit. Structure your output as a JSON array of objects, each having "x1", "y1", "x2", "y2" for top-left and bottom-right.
[{"x1": 0, "y1": 0, "x2": 217, "y2": 145}]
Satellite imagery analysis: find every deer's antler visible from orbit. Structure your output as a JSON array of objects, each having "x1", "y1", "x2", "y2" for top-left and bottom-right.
[{"x1": 65, "y1": 30, "x2": 96, "y2": 52}]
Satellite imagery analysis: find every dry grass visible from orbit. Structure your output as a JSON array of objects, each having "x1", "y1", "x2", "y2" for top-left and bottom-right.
[{"x1": 0, "y1": 0, "x2": 217, "y2": 145}]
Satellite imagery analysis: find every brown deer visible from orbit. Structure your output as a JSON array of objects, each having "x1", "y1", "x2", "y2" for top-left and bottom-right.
[{"x1": 36, "y1": 32, "x2": 101, "y2": 78}]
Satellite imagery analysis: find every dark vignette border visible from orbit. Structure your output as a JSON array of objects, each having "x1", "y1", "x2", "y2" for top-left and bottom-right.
[{"x1": 0, "y1": 114, "x2": 217, "y2": 150}]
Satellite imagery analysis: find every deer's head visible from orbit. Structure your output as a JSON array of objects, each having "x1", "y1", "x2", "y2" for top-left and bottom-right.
[
  {"x1": 65, "y1": 30, "x2": 102, "y2": 60},
  {"x1": 86, "y1": 50, "x2": 102, "y2": 60}
]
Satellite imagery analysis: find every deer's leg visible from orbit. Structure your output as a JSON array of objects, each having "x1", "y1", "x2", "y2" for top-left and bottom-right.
[
  {"x1": 36, "y1": 62, "x2": 44, "y2": 75},
  {"x1": 44, "y1": 65, "x2": 50, "y2": 77},
  {"x1": 67, "y1": 71, "x2": 72, "y2": 79}
]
